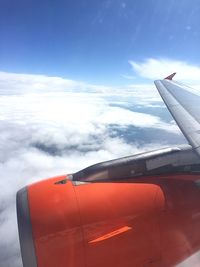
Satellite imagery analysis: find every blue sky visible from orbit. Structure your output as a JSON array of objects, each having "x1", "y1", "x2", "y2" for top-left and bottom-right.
[
  {"x1": 1, "y1": 2, "x2": 200, "y2": 266},
  {"x1": 1, "y1": 0, "x2": 200, "y2": 85}
]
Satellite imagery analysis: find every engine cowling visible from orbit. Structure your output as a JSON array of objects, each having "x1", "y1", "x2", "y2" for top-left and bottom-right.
[
  {"x1": 17, "y1": 146, "x2": 200, "y2": 267},
  {"x1": 17, "y1": 175, "x2": 164, "y2": 267}
]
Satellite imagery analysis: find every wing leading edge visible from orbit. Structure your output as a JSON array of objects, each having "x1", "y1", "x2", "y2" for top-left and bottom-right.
[{"x1": 154, "y1": 74, "x2": 200, "y2": 157}]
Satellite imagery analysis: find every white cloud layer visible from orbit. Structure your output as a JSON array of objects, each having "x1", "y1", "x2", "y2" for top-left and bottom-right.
[
  {"x1": 130, "y1": 58, "x2": 200, "y2": 83},
  {"x1": 0, "y1": 70, "x2": 184, "y2": 267}
]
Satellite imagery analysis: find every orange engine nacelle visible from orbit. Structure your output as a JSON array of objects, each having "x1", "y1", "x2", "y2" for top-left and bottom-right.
[{"x1": 17, "y1": 174, "x2": 200, "y2": 267}]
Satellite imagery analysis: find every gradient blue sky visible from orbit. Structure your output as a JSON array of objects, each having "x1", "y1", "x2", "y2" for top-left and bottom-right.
[{"x1": 0, "y1": 0, "x2": 200, "y2": 85}]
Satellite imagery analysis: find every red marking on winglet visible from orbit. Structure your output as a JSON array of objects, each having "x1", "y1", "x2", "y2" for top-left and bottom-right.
[{"x1": 164, "y1": 72, "x2": 176, "y2": 80}]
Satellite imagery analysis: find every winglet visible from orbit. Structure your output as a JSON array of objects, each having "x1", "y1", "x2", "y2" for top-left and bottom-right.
[{"x1": 164, "y1": 72, "x2": 176, "y2": 80}]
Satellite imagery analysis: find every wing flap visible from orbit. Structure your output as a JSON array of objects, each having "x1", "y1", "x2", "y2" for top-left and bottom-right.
[{"x1": 154, "y1": 79, "x2": 200, "y2": 156}]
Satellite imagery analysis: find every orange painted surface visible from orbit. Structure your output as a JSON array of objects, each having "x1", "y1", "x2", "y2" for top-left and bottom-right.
[
  {"x1": 28, "y1": 174, "x2": 200, "y2": 267},
  {"x1": 74, "y1": 181, "x2": 162, "y2": 267},
  {"x1": 28, "y1": 175, "x2": 84, "y2": 267}
]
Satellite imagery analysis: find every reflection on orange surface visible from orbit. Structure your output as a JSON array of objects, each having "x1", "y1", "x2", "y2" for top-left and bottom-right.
[{"x1": 88, "y1": 226, "x2": 132, "y2": 243}]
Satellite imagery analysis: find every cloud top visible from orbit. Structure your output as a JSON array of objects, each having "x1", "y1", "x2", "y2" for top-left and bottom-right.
[{"x1": 0, "y1": 69, "x2": 185, "y2": 267}]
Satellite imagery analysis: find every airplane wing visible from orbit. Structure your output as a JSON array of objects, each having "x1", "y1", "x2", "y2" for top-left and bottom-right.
[{"x1": 154, "y1": 74, "x2": 200, "y2": 156}]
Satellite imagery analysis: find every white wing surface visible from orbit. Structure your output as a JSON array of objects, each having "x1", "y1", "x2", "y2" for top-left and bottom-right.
[{"x1": 154, "y1": 74, "x2": 200, "y2": 156}]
